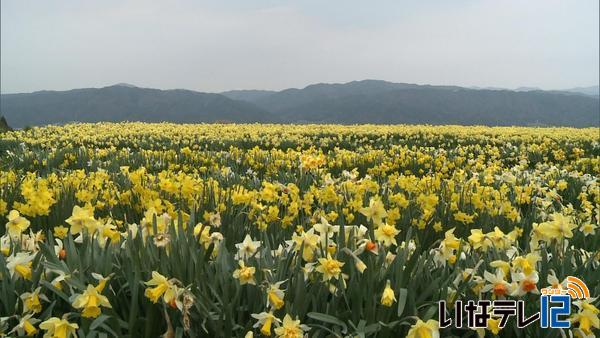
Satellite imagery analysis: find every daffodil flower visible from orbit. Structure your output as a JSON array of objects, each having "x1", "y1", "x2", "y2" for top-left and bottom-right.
[
  {"x1": 251, "y1": 311, "x2": 281, "y2": 336},
  {"x1": 6, "y1": 251, "x2": 36, "y2": 280},
  {"x1": 273, "y1": 314, "x2": 310, "y2": 338},
  {"x1": 72, "y1": 284, "x2": 112, "y2": 318},
  {"x1": 481, "y1": 269, "x2": 512, "y2": 298},
  {"x1": 571, "y1": 308, "x2": 600, "y2": 336},
  {"x1": 6, "y1": 210, "x2": 30, "y2": 238},
  {"x1": 9, "y1": 314, "x2": 40, "y2": 336},
  {"x1": 510, "y1": 271, "x2": 539, "y2": 297},
  {"x1": 406, "y1": 318, "x2": 440, "y2": 338},
  {"x1": 380, "y1": 280, "x2": 396, "y2": 307},
  {"x1": 312, "y1": 216, "x2": 340, "y2": 246},
  {"x1": 233, "y1": 260, "x2": 257, "y2": 285},
  {"x1": 65, "y1": 205, "x2": 99, "y2": 235},
  {"x1": 39, "y1": 317, "x2": 79, "y2": 338},
  {"x1": 359, "y1": 198, "x2": 387, "y2": 226},
  {"x1": 235, "y1": 234, "x2": 261, "y2": 260},
  {"x1": 315, "y1": 254, "x2": 344, "y2": 281},
  {"x1": 374, "y1": 223, "x2": 400, "y2": 247},
  {"x1": 144, "y1": 271, "x2": 177, "y2": 304},
  {"x1": 20, "y1": 287, "x2": 45, "y2": 314},
  {"x1": 266, "y1": 281, "x2": 286, "y2": 310}
]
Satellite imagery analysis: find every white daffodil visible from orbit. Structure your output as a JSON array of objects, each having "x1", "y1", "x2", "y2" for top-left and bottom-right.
[{"x1": 235, "y1": 234, "x2": 261, "y2": 260}]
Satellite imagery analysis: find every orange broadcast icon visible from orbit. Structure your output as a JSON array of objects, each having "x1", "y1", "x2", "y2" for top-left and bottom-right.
[{"x1": 565, "y1": 276, "x2": 590, "y2": 300}]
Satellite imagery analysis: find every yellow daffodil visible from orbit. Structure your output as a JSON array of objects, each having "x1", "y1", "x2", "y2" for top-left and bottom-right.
[
  {"x1": 374, "y1": 223, "x2": 400, "y2": 247},
  {"x1": 360, "y1": 198, "x2": 387, "y2": 225},
  {"x1": 291, "y1": 229, "x2": 320, "y2": 262},
  {"x1": 579, "y1": 222, "x2": 597, "y2": 236},
  {"x1": 39, "y1": 317, "x2": 79, "y2": 338},
  {"x1": 233, "y1": 260, "x2": 256, "y2": 285},
  {"x1": 511, "y1": 253, "x2": 540, "y2": 276},
  {"x1": 53, "y1": 225, "x2": 69, "y2": 239},
  {"x1": 21, "y1": 287, "x2": 44, "y2": 314},
  {"x1": 144, "y1": 271, "x2": 177, "y2": 304},
  {"x1": 534, "y1": 212, "x2": 577, "y2": 243},
  {"x1": 273, "y1": 314, "x2": 310, "y2": 338},
  {"x1": 251, "y1": 311, "x2": 281, "y2": 336},
  {"x1": 266, "y1": 281, "x2": 286, "y2": 310},
  {"x1": 468, "y1": 229, "x2": 490, "y2": 251},
  {"x1": 6, "y1": 210, "x2": 30, "y2": 238},
  {"x1": 489, "y1": 260, "x2": 511, "y2": 278},
  {"x1": 72, "y1": 284, "x2": 112, "y2": 318},
  {"x1": 6, "y1": 252, "x2": 36, "y2": 280},
  {"x1": 10, "y1": 314, "x2": 39, "y2": 336},
  {"x1": 571, "y1": 309, "x2": 600, "y2": 336},
  {"x1": 380, "y1": 280, "x2": 396, "y2": 307},
  {"x1": 487, "y1": 317, "x2": 501, "y2": 335},
  {"x1": 65, "y1": 205, "x2": 98, "y2": 235},
  {"x1": 316, "y1": 254, "x2": 344, "y2": 281},
  {"x1": 573, "y1": 298, "x2": 600, "y2": 315},
  {"x1": 406, "y1": 319, "x2": 440, "y2": 338}
]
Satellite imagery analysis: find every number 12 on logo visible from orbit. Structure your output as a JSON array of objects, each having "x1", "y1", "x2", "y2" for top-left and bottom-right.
[{"x1": 540, "y1": 295, "x2": 571, "y2": 329}]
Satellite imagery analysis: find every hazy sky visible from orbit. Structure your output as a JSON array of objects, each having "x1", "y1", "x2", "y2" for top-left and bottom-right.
[{"x1": 1, "y1": 0, "x2": 598, "y2": 93}]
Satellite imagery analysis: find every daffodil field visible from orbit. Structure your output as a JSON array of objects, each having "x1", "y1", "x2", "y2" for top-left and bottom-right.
[{"x1": 0, "y1": 123, "x2": 599, "y2": 338}]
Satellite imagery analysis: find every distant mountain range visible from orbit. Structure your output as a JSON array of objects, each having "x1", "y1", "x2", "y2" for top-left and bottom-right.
[
  {"x1": 1, "y1": 80, "x2": 598, "y2": 128},
  {"x1": 562, "y1": 86, "x2": 599, "y2": 97},
  {"x1": 1, "y1": 85, "x2": 276, "y2": 128}
]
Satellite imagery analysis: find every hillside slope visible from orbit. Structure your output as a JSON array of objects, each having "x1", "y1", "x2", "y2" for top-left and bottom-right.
[
  {"x1": 1, "y1": 85, "x2": 277, "y2": 128},
  {"x1": 246, "y1": 80, "x2": 599, "y2": 126}
]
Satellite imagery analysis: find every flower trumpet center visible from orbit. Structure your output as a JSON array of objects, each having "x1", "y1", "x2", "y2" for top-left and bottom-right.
[
  {"x1": 381, "y1": 225, "x2": 395, "y2": 236},
  {"x1": 268, "y1": 291, "x2": 284, "y2": 310},
  {"x1": 493, "y1": 283, "x2": 508, "y2": 296},
  {"x1": 324, "y1": 261, "x2": 342, "y2": 275},
  {"x1": 522, "y1": 280, "x2": 536, "y2": 293},
  {"x1": 260, "y1": 317, "x2": 273, "y2": 336},
  {"x1": 145, "y1": 283, "x2": 168, "y2": 303},
  {"x1": 15, "y1": 264, "x2": 32, "y2": 280},
  {"x1": 416, "y1": 326, "x2": 433, "y2": 338},
  {"x1": 240, "y1": 268, "x2": 253, "y2": 280}
]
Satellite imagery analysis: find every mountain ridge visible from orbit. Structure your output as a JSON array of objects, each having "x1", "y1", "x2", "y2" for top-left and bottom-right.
[
  {"x1": 224, "y1": 80, "x2": 599, "y2": 127},
  {"x1": 1, "y1": 80, "x2": 598, "y2": 128},
  {"x1": 1, "y1": 85, "x2": 278, "y2": 128}
]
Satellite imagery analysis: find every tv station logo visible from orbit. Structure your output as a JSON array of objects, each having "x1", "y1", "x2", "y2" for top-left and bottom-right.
[
  {"x1": 438, "y1": 275, "x2": 590, "y2": 330},
  {"x1": 539, "y1": 276, "x2": 590, "y2": 328}
]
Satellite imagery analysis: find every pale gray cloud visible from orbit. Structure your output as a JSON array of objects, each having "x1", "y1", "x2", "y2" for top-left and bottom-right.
[{"x1": 1, "y1": 0, "x2": 598, "y2": 93}]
